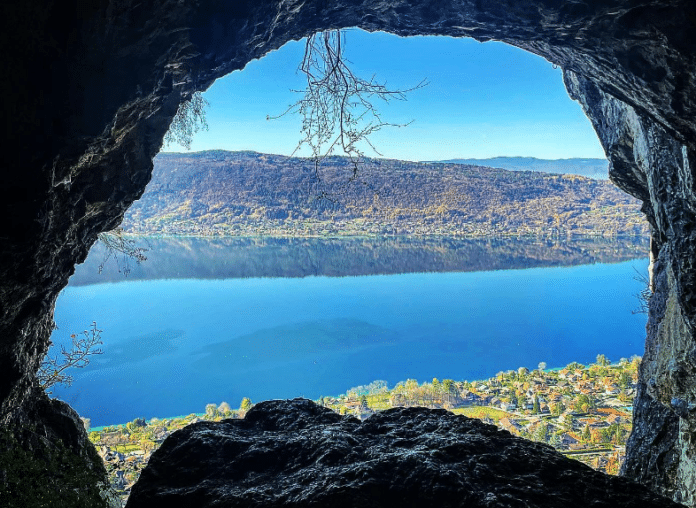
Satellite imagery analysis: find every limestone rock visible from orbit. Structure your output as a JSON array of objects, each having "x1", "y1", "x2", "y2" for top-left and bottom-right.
[{"x1": 126, "y1": 399, "x2": 682, "y2": 508}]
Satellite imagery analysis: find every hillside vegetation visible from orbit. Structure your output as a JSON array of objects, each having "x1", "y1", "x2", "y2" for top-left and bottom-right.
[{"x1": 122, "y1": 150, "x2": 647, "y2": 237}]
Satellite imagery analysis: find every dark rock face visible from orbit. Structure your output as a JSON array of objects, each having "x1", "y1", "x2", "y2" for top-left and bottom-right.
[
  {"x1": 564, "y1": 71, "x2": 696, "y2": 505},
  {"x1": 0, "y1": 387, "x2": 109, "y2": 507},
  {"x1": 126, "y1": 399, "x2": 681, "y2": 508},
  {"x1": 4, "y1": 0, "x2": 696, "y2": 504}
]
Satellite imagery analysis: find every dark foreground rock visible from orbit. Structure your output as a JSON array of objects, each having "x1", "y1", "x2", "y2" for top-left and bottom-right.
[
  {"x1": 0, "y1": 387, "x2": 110, "y2": 507},
  {"x1": 127, "y1": 399, "x2": 681, "y2": 508}
]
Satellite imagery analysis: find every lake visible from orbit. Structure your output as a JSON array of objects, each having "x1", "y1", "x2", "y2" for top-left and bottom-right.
[{"x1": 51, "y1": 236, "x2": 649, "y2": 426}]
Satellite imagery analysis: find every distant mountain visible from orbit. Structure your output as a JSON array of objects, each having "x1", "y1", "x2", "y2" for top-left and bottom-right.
[
  {"x1": 121, "y1": 150, "x2": 645, "y2": 237},
  {"x1": 430, "y1": 157, "x2": 609, "y2": 179}
]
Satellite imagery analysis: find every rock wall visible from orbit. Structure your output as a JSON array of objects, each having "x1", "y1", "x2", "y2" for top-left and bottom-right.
[
  {"x1": 564, "y1": 71, "x2": 696, "y2": 504},
  {"x1": 3, "y1": 0, "x2": 696, "y2": 504}
]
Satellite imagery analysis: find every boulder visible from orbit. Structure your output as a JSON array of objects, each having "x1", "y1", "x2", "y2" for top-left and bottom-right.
[{"x1": 126, "y1": 399, "x2": 681, "y2": 508}]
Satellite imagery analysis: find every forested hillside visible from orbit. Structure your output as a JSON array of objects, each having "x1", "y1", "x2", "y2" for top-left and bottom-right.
[{"x1": 121, "y1": 150, "x2": 647, "y2": 237}]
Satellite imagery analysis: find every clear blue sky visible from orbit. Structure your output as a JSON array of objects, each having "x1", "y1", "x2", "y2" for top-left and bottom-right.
[{"x1": 165, "y1": 29, "x2": 606, "y2": 161}]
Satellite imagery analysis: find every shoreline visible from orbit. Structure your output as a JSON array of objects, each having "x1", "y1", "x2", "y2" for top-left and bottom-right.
[
  {"x1": 84, "y1": 360, "x2": 636, "y2": 430},
  {"x1": 114, "y1": 230, "x2": 649, "y2": 241}
]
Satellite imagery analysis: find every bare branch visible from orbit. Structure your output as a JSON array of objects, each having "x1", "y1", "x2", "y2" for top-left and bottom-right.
[
  {"x1": 97, "y1": 227, "x2": 149, "y2": 276},
  {"x1": 269, "y1": 29, "x2": 427, "y2": 181},
  {"x1": 38, "y1": 322, "x2": 104, "y2": 393}
]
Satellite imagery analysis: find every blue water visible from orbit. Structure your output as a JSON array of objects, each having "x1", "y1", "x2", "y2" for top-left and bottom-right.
[{"x1": 51, "y1": 259, "x2": 648, "y2": 426}]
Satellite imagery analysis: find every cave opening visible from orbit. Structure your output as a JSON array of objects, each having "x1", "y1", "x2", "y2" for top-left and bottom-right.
[
  {"x1": 46, "y1": 33, "x2": 649, "y2": 498},
  {"x1": 5, "y1": 1, "x2": 696, "y2": 506}
]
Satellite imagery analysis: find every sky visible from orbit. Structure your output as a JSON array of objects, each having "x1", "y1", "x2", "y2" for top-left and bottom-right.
[{"x1": 164, "y1": 29, "x2": 607, "y2": 161}]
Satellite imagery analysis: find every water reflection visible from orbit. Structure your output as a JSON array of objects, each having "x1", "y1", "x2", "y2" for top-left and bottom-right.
[{"x1": 70, "y1": 235, "x2": 648, "y2": 285}]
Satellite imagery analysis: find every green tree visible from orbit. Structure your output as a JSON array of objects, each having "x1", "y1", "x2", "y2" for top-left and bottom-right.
[
  {"x1": 573, "y1": 394, "x2": 596, "y2": 413},
  {"x1": 218, "y1": 402, "x2": 232, "y2": 416},
  {"x1": 550, "y1": 431, "x2": 562, "y2": 448},
  {"x1": 205, "y1": 403, "x2": 219, "y2": 418},
  {"x1": 240, "y1": 397, "x2": 253, "y2": 412},
  {"x1": 359, "y1": 395, "x2": 369, "y2": 411},
  {"x1": 404, "y1": 379, "x2": 419, "y2": 404},
  {"x1": 518, "y1": 396, "x2": 527, "y2": 411},
  {"x1": 442, "y1": 379, "x2": 455, "y2": 405},
  {"x1": 595, "y1": 354, "x2": 610, "y2": 367},
  {"x1": 598, "y1": 427, "x2": 612, "y2": 444},
  {"x1": 565, "y1": 361, "x2": 585, "y2": 371},
  {"x1": 126, "y1": 417, "x2": 146, "y2": 433},
  {"x1": 562, "y1": 415, "x2": 576, "y2": 432},
  {"x1": 534, "y1": 423, "x2": 549, "y2": 443},
  {"x1": 582, "y1": 424, "x2": 591, "y2": 442},
  {"x1": 606, "y1": 423, "x2": 623, "y2": 445},
  {"x1": 532, "y1": 395, "x2": 540, "y2": 414},
  {"x1": 617, "y1": 370, "x2": 631, "y2": 389},
  {"x1": 537, "y1": 361, "x2": 547, "y2": 372}
]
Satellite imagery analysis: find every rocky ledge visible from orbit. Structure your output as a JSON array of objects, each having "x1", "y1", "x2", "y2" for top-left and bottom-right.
[{"x1": 126, "y1": 399, "x2": 681, "y2": 508}]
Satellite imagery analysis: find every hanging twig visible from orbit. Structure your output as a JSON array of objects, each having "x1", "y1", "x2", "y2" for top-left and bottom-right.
[
  {"x1": 97, "y1": 227, "x2": 149, "y2": 276},
  {"x1": 269, "y1": 30, "x2": 427, "y2": 182},
  {"x1": 37, "y1": 322, "x2": 104, "y2": 393}
]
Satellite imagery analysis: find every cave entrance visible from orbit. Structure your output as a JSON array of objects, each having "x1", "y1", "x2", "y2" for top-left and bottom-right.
[
  {"x1": 50, "y1": 30, "x2": 647, "y2": 481},
  {"x1": 168, "y1": 29, "x2": 607, "y2": 163}
]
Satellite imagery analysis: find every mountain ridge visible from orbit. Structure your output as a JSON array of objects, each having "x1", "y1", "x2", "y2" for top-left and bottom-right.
[
  {"x1": 427, "y1": 156, "x2": 609, "y2": 179},
  {"x1": 121, "y1": 150, "x2": 645, "y2": 238}
]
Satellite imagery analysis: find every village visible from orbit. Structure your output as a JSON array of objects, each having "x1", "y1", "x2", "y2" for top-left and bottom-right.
[{"x1": 88, "y1": 355, "x2": 639, "y2": 505}]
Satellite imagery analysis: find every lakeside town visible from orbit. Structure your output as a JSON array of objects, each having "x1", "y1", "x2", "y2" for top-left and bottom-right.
[{"x1": 88, "y1": 354, "x2": 639, "y2": 505}]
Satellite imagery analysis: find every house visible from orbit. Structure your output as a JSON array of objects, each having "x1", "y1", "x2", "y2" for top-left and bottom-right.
[
  {"x1": 605, "y1": 384, "x2": 621, "y2": 395},
  {"x1": 548, "y1": 393, "x2": 563, "y2": 403},
  {"x1": 559, "y1": 433, "x2": 583, "y2": 450},
  {"x1": 559, "y1": 411, "x2": 575, "y2": 424},
  {"x1": 101, "y1": 431, "x2": 128, "y2": 447},
  {"x1": 606, "y1": 414, "x2": 625, "y2": 425},
  {"x1": 498, "y1": 418, "x2": 524, "y2": 433}
]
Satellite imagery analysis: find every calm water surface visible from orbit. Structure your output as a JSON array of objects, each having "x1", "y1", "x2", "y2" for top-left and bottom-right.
[{"x1": 51, "y1": 237, "x2": 648, "y2": 426}]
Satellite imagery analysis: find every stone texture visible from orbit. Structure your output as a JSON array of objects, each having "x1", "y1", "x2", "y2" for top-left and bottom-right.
[
  {"x1": 126, "y1": 399, "x2": 682, "y2": 508},
  {"x1": 0, "y1": 386, "x2": 110, "y2": 507},
  {"x1": 4, "y1": 0, "x2": 696, "y2": 504},
  {"x1": 565, "y1": 70, "x2": 696, "y2": 505}
]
